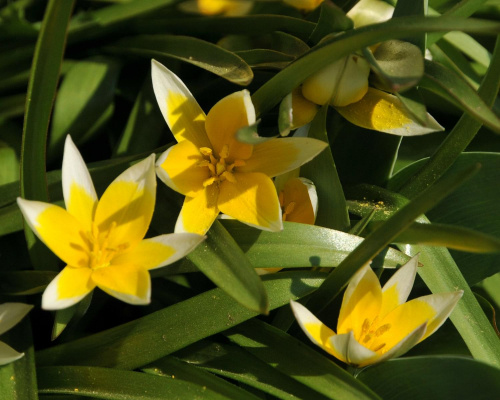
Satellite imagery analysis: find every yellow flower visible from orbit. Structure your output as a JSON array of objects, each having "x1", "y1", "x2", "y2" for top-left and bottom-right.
[
  {"x1": 152, "y1": 60, "x2": 328, "y2": 235},
  {"x1": 180, "y1": 0, "x2": 253, "y2": 16},
  {"x1": 291, "y1": 256, "x2": 463, "y2": 367},
  {"x1": 278, "y1": 177, "x2": 317, "y2": 225},
  {"x1": 283, "y1": 0, "x2": 324, "y2": 12},
  {"x1": 17, "y1": 136, "x2": 204, "y2": 310},
  {"x1": 0, "y1": 303, "x2": 32, "y2": 365}
]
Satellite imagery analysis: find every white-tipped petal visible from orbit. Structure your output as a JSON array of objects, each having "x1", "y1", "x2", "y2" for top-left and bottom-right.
[
  {"x1": 290, "y1": 300, "x2": 335, "y2": 349},
  {"x1": 380, "y1": 255, "x2": 419, "y2": 317},
  {"x1": 151, "y1": 59, "x2": 210, "y2": 148},
  {"x1": 336, "y1": 88, "x2": 444, "y2": 136},
  {"x1": 417, "y1": 291, "x2": 464, "y2": 340},
  {"x1": 0, "y1": 303, "x2": 33, "y2": 335},
  {"x1": 62, "y1": 135, "x2": 97, "y2": 229},
  {"x1": 298, "y1": 177, "x2": 318, "y2": 221},
  {"x1": 42, "y1": 267, "x2": 94, "y2": 310},
  {"x1": 0, "y1": 341, "x2": 25, "y2": 365},
  {"x1": 330, "y1": 331, "x2": 377, "y2": 367}
]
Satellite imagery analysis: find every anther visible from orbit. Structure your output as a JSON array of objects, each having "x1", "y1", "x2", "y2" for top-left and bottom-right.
[
  {"x1": 375, "y1": 324, "x2": 391, "y2": 337},
  {"x1": 199, "y1": 147, "x2": 212, "y2": 156}
]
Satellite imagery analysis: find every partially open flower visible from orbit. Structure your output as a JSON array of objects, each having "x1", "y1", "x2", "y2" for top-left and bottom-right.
[
  {"x1": 291, "y1": 256, "x2": 463, "y2": 367},
  {"x1": 17, "y1": 136, "x2": 204, "y2": 310},
  {"x1": 0, "y1": 303, "x2": 32, "y2": 365},
  {"x1": 301, "y1": 54, "x2": 371, "y2": 107}
]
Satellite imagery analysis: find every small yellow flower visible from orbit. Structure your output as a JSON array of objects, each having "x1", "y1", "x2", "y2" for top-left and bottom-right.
[
  {"x1": 0, "y1": 303, "x2": 32, "y2": 365},
  {"x1": 152, "y1": 60, "x2": 327, "y2": 235},
  {"x1": 283, "y1": 0, "x2": 324, "y2": 12},
  {"x1": 180, "y1": 0, "x2": 253, "y2": 16},
  {"x1": 291, "y1": 256, "x2": 463, "y2": 367},
  {"x1": 17, "y1": 136, "x2": 204, "y2": 310}
]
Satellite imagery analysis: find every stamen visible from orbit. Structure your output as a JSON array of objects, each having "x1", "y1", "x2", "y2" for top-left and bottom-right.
[
  {"x1": 216, "y1": 162, "x2": 226, "y2": 176},
  {"x1": 197, "y1": 160, "x2": 210, "y2": 167},
  {"x1": 199, "y1": 147, "x2": 212, "y2": 156},
  {"x1": 361, "y1": 319, "x2": 370, "y2": 335},
  {"x1": 219, "y1": 144, "x2": 229, "y2": 159},
  {"x1": 363, "y1": 333, "x2": 373, "y2": 343},
  {"x1": 285, "y1": 202, "x2": 296, "y2": 215},
  {"x1": 278, "y1": 191, "x2": 284, "y2": 207},
  {"x1": 375, "y1": 324, "x2": 391, "y2": 337},
  {"x1": 221, "y1": 171, "x2": 237, "y2": 183},
  {"x1": 203, "y1": 177, "x2": 217, "y2": 187},
  {"x1": 372, "y1": 343, "x2": 386, "y2": 352}
]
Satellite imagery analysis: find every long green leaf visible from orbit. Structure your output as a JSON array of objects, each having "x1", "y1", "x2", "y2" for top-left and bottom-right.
[
  {"x1": 20, "y1": 0, "x2": 74, "y2": 271},
  {"x1": 187, "y1": 220, "x2": 269, "y2": 314},
  {"x1": 305, "y1": 163, "x2": 479, "y2": 316},
  {"x1": 251, "y1": 16, "x2": 500, "y2": 116},
  {"x1": 36, "y1": 271, "x2": 326, "y2": 369},
  {"x1": 359, "y1": 356, "x2": 500, "y2": 399},
  {"x1": 104, "y1": 35, "x2": 253, "y2": 85},
  {"x1": 226, "y1": 319, "x2": 381, "y2": 400}
]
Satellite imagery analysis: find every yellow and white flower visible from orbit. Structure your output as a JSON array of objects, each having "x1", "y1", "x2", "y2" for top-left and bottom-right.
[
  {"x1": 152, "y1": 60, "x2": 327, "y2": 235},
  {"x1": 17, "y1": 136, "x2": 204, "y2": 310},
  {"x1": 0, "y1": 303, "x2": 32, "y2": 365},
  {"x1": 291, "y1": 256, "x2": 463, "y2": 367}
]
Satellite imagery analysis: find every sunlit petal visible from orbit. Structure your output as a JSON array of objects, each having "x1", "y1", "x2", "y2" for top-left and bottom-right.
[
  {"x1": 347, "y1": 0, "x2": 394, "y2": 28},
  {"x1": 0, "y1": 342, "x2": 25, "y2": 366},
  {"x1": 218, "y1": 172, "x2": 282, "y2": 232},
  {"x1": 0, "y1": 303, "x2": 33, "y2": 336},
  {"x1": 380, "y1": 255, "x2": 419, "y2": 318},
  {"x1": 151, "y1": 60, "x2": 211, "y2": 147},
  {"x1": 336, "y1": 88, "x2": 444, "y2": 136},
  {"x1": 156, "y1": 141, "x2": 210, "y2": 197},
  {"x1": 337, "y1": 265, "x2": 382, "y2": 337},
  {"x1": 205, "y1": 90, "x2": 255, "y2": 161},
  {"x1": 239, "y1": 138, "x2": 327, "y2": 178},
  {"x1": 175, "y1": 185, "x2": 219, "y2": 234},
  {"x1": 62, "y1": 135, "x2": 97, "y2": 231},
  {"x1": 113, "y1": 233, "x2": 205, "y2": 270},
  {"x1": 195, "y1": 0, "x2": 253, "y2": 15},
  {"x1": 94, "y1": 155, "x2": 156, "y2": 250},
  {"x1": 17, "y1": 199, "x2": 89, "y2": 268},
  {"x1": 92, "y1": 264, "x2": 151, "y2": 305},
  {"x1": 330, "y1": 331, "x2": 378, "y2": 367},
  {"x1": 42, "y1": 266, "x2": 95, "y2": 310}
]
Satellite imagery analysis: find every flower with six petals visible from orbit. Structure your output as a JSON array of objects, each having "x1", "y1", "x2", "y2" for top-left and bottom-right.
[
  {"x1": 291, "y1": 256, "x2": 463, "y2": 367},
  {"x1": 152, "y1": 60, "x2": 327, "y2": 235},
  {"x1": 0, "y1": 303, "x2": 32, "y2": 365},
  {"x1": 17, "y1": 136, "x2": 204, "y2": 310}
]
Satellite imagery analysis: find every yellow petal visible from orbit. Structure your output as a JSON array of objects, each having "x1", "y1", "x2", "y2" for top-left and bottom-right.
[
  {"x1": 196, "y1": 0, "x2": 253, "y2": 15},
  {"x1": 91, "y1": 264, "x2": 151, "y2": 305},
  {"x1": 151, "y1": 60, "x2": 211, "y2": 148},
  {"x1": 337, "y1": 265, "x2": 383, "y2": 338},
  {"x1": 94, "y1": 155, "x2": 156, "y2": 250},
  {"x1": 336, "y1": 87, "x2": 444, "y2": 135},
  {"x1": 280, "y1": 177, "x2": 316, "y2": 224},
  {"x1": 175, "y1": 185, "x2": 220, "y2": 235},
  {"x1": 17, "y1": 199, "x2": 90, "y2": 268},
  {"x1": 330, "y1": 331, "x2": 378, "y2": 367},
  {"x1": 156, "y1": 141, "x2": 210, "y2": 197},
  {"x1": 42, "y1": 266, "x2": 95, "y2": 310},
  {"x1": 239, "y1": 137, "x2": 327, "y2": 178},
  {"x1": 290, "y1": 89, "x2": 319, "y2": 129},
  {"x1": 205, "y1": 90, "x2": 255, "y2": 161},
  {"x1": 218, "y1": 172, "x2": 282, "y2": 232},
  {"x1": 347, "y1": 0, "x2": 394, "y2": 28},
  {"x1": 113, "y1": 233, "x2": 204, "y2": 270},
  {"x1": 283, "y1": 0, "x2": 324, "y2": 11},
  {"x1": 62, "y1": 135, "x2": 97, "y2": 231}
]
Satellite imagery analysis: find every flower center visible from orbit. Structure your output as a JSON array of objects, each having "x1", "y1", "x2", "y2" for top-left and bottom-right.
[
  {"x1": 360, "y1": 317, "x2": 392, "y2": 353},
  {"x1": 83, "y1": 222, "x2": 129, "y2": 270},
  {"x1": 279, "y1": 190, "x2": 296, "y2": 221},
  {"x1": 197, "y1": 145, "x2": 245, "y2": 187}
]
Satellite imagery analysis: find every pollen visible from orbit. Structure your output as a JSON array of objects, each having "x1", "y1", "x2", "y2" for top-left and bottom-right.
[
  {"x1": 198, "y1": 144, "x2": 245, "y2": 186},
  {"x1": 84, "y1": 222, "x2": 128, "y2": 270}
]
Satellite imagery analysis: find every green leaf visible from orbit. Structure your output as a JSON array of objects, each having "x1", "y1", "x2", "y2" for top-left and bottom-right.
[
  {"x1": 187, "y1": 220, "x2": 269, "y2": 314},
  {"x1": 226, "y1": 319, "x2": 381, "y2": 400},
  {"x1": 305, "y1": 163, "x2": 479, "y2": 316},
  {"x1": 358, "y1": 356, "x2": 500, "y2": 400},
  {"x1": 235, "y1": 49, "x2": 294, "y2": 70},
  {"x1": 175, "y1": 339, "x2": 330, "y2": 400},
  {"x1": 38, "y1": 366, "x2": 250, "y2": 400},
  {"x1": 51, "y1": 294, "x2": 92, "y2": 340},
  {"x1": 392, "y1": 0, "x2": 428, "y2": 51},
  {"x1": 396, "y1": 36, "x2": 500, "y2": 198},
  {"x1": 143, "y1": 356, "x2": 261, "y2": 400},
  {"x1": 36, "y1": 271, "x2": 326, "y2": 369},
  {"x1": 252, "y1": 16, "x2": 500, "y2": 117},
  {"x1": 0, "y1": 140, "x2": 19, "y2": 186},
  {"x1": 0, "y1": 93, "x2": 25, "y2": 119},
  {"x1": 390, "y1": 153, "x2": 500, "y2": 285},
  {"x1": 395, "y1": 87, "x2": 428, "y2": 126},
  {"x1": 300, "y1": 106, "x2": 350, "y2": 231},
  {"x1": 49, "y1": 56, "x2": 121, "y2": 160},
  {"x1": 278, "y1": 92, "x2": 293, "y2": 136},
  {"x1": 0, "y1": 271, "x2": 56, "y2": 295},
  {"x1": 20, "y1": 0, "x2": 74, "y2": 271},
  {"x1": 419, "y1": 59, "x2": 500, "y2": 134},
  {"x1": 222, "y1": 220, "x2": 412, "y2": 270},
  {"x1": 0, "y1": 319, "x2": 37, "y2": 400},
  {"x1": 308, "y1": 1, "x2": 353, "y2": 44},
  {"x1": 104, "y1": 35, "x2": 253, "y2": 86}
]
